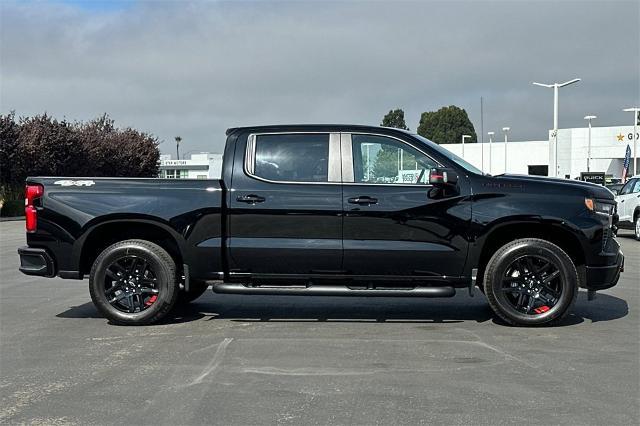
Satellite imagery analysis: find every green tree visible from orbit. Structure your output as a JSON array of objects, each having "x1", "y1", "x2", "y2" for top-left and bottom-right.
[
  {"x1": 0, "y1": 112, "x2": 21, "y2": 196},
  {"x1": 77, "y1": 114, "x2": 160, "y2": 178},
  {"x1": 381, "y1": 108, "x2": 409, "y2": 130},
  {"x1": 372, "y1": 109, "x2": 411, "y2": 181},
  {"x1": 0, "y1": 112, "x2": 160, "y2": 207},
  {"x1": 417, "y1": 105, "x2": 477, "y2": 144}
]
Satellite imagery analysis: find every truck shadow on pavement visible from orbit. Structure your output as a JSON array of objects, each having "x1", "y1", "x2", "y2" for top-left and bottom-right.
[{"x1": 56, "y1": 290, "x2": 628, "y2": 327}]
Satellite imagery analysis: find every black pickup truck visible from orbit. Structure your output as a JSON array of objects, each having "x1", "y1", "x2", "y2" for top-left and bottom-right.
[{"x1": 19, "y1": 124, "x2": 624, "y2": 326}]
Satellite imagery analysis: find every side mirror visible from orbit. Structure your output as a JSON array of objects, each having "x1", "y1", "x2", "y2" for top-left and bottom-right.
[{"x1": 428, "y1": 168, "x2": 458, "y2": 186}]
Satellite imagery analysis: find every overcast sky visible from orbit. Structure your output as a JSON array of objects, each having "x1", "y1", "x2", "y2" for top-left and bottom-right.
[{"x1": 1, "y1": 0, "x2": 639, "y2": 155}]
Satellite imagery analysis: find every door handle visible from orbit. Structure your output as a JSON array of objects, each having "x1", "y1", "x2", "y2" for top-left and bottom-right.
[
  {"x1": 348, "y1": 196, "x2": 378, "y2": 205},
  {"x1": 237, "y1": 194, "x2": 266, "y2": 204}
]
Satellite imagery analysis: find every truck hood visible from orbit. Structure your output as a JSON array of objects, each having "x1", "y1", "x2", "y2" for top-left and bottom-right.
[{"x1": 493, "y1": 174, "x2": 615, "y2": 200}]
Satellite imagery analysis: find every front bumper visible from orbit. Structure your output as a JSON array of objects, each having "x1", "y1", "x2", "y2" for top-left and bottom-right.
[
  {"x1": 585, "y1": 249, "x2": 624, "y2": 291},
  {"x1": 18, "y1": 247, "x2": 55, "y2": 277}
]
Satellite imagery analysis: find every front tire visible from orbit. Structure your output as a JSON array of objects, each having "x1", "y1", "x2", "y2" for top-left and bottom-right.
[
  {"x1": 483, "y1": 238, "x2": 578, "y2": 326},
  {"x1": 89, "y1": 239, "x2": 179, "y2": 325},
  {"x1": 634, "y1": 214, "x2": 640, "y2": 241}
]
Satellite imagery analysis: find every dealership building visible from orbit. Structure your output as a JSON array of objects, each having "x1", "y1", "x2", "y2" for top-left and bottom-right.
[
  {"x1": 441, "y1": 125, "x2": 638, "y2": 180},
  {"x1": 158, "y1": 124, "x2": 638, "y2": 182},
  {"x1": 158, "y1": 153, "x2": 223, "y2": 179}
]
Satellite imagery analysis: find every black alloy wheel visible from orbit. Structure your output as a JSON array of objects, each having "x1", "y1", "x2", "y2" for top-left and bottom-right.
[
  {"x1": 89, "y1": 239, "x2": 179, "y2": 325},
  {"x1": 104, "y1": 256, "x2": 160, "y2": 313},
  {"x1": 498, "y1": 255, "x2": 562, "y2": 316},
  {"x1": 484, "y1": 238, "x2": 578, "y2": 326}
]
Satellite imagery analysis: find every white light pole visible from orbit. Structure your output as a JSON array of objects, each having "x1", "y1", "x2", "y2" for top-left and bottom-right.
[
  {"x1": 502, "y1": 127, "x2": 510, "y2": 173},
  {"x1": 488, "y1": 132, "x2": 494, "y2": 174},
  {"x1": 481, "y1": 137, "x2": 484, "y2": 173},
  {"x1": 583, "y1": 115, "x2": 596, "y2": 172},
  {"x1": 461, "y1": 134, "x2": 471, "y2": 158},
  {"x1": 623, "y1": 107, "x2": 639, "y2": 175},
  {"x1": 532, "y1": 78, "x2": 581, "y2": 177}
]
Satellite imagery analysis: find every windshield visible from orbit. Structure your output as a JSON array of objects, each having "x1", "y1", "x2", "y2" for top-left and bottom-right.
[{"x1": 412, "y1": 134, "x2": 485, "y2": 175}]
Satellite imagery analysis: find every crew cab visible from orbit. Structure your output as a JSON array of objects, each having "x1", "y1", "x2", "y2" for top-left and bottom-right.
[
  {"x1": 18, "y1": 125, "x2": 624, "y2": 326},
  {"x1": 615, "y1": 175, "x2": 640, "y2": 240}
]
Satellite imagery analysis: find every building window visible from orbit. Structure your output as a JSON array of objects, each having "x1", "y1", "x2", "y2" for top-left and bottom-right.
[{"x1": 164, "y1": 170, "x2": 188, "y2": 179}]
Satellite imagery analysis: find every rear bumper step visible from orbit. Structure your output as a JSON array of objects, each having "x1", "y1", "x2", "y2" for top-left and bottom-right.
[
  {"x1": 18, "y1": 247, "x2": 55, "y2": 277},
  {"x1": 213, "y1": 282, "x2": 456, "y2": 297}
]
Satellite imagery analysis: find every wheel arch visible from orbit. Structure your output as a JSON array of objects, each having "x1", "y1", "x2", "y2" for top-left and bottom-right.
[
  {"x1": 77, "y1": 218, "x2": 185, "y2": 277},
  {"x1": 473, "y1": 219, "x2": 586, "y2": 287}
]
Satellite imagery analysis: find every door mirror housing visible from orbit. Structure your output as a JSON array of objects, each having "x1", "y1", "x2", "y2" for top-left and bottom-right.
[{"x1": 428, "y1": 168, "x2": 458, "y2": 186}]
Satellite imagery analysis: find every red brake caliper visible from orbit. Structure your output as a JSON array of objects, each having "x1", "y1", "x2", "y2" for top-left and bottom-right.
[
  {"x1": 145, "y1": 295, "x2": 158, "y2": 306},
  {"x1": 534, "y1": 305, "x2": 550, "y2": 314}
]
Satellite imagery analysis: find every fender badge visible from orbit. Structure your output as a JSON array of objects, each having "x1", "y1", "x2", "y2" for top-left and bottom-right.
[{"x1": 53, "y1": 180, "x2": 95, "y2": 187}]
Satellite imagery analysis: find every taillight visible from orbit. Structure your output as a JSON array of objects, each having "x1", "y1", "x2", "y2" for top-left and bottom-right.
[{"x1": 25, "y1": 184, "x2": 44, "y2": 233}]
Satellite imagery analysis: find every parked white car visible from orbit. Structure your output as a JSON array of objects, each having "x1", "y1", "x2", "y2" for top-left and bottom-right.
[{"x1": 615, "y1": 175, "x2": 640, "y2": 240}]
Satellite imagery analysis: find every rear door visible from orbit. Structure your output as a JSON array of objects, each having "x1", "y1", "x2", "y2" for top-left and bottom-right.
[
  {"x1": 340, "y1": 132, "x2": 470, "y2": 278},
  {"x1": 227, "y1": 132, "x2": 343, "y2": 275}
]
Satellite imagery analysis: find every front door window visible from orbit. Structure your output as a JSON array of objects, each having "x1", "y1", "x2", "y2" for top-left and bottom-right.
[{"x1": 351, "y1": 134, "x2": 438, "y2": 185}]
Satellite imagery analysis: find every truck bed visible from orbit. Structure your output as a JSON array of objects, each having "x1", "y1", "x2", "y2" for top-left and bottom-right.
[{"x1": 24, "y1": 177, "x2": 225, "y2": 280}]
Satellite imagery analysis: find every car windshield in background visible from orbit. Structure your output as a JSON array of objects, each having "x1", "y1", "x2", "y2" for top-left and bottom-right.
[{"x1": 412, "y1": 134, "x2": 485, "y2": 175}]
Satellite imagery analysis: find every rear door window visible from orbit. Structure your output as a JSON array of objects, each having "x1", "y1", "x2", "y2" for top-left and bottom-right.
[{"x1": 250, "y1": 134, "x2": 330, "y2": 183}]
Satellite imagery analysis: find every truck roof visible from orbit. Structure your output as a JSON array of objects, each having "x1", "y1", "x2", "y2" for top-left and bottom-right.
[{"x1": 225, "y1": 124, "x2": 413, "y2": 136}]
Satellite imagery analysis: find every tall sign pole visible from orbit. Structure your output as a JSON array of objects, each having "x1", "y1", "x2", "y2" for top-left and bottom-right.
[{"x1": 623, "y1": 108, "x2": 640, "y2": 176}]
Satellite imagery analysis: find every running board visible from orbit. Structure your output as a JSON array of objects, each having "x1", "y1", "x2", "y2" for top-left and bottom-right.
[{"x1": 212, "y1": 283, "x2": 456, "y2": 297}]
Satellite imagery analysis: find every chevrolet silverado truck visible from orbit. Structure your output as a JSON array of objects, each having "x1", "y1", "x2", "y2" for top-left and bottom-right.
[{"x1": 18, "y1": 125, "x2": 624, "y2": 326}]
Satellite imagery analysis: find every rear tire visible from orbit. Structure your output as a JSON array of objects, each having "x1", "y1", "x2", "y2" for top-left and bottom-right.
[
  {"x1": 483, "y1": 238, "x2": 578, "y2": 326},
  {"x1": 89, "y1": 239, "x2": 179, "y2": 325},
  {"x1": 176, "y1": 279, "x2": 209, "y2": 305},
  {"x1": 634, "y1": 214, "x2": 640, "y2": 241}
]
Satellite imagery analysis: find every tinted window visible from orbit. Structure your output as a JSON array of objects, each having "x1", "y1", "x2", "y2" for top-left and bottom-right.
[
  {"x1": 633, "y1": 180, "x2": 640, "y2": 193},
  {"x1": 352, "y1": 134, "x2": 438, "y2": 184},
  {"x1": 253, "y1": 134, "x2": 329, "y2": 182}
]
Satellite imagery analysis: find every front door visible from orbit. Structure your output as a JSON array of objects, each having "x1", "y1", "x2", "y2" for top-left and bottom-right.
[
  {"x1": 617, "y1": 178, "x2": 640, "y2": 222},
  {"x1": 341, "y1": 133, "x2": 470, "y2": 278},
  {"x1": 228, "y1": 132, "x2": 343, "y2": 275}
]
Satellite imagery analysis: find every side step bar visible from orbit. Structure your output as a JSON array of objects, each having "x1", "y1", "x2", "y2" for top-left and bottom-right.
[{"x1": 212, "y1": 283, "x2": 456, "y2": 297}]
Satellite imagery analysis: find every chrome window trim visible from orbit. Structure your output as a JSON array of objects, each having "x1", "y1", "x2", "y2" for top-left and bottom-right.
[
  {"x1": 340, "y1": 133, "x2": 354, "y2": 183},
  {"x1": 244, "y1": 132, "x2": 341, "y2": 185},
  {"x1": 245, "y1": 134, "x2": 256, "y2": 174},
  {"x1": 328, "y1": 133, "x2": 342, "y2": 182},
  {"x1": 341, "y1": 132, "x2": 442, "y2": 186}
]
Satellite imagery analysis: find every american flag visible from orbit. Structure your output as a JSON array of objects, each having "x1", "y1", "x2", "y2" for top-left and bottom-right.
[{"x1": 622, "y1": 144, "x2": 631, "y2": 182}]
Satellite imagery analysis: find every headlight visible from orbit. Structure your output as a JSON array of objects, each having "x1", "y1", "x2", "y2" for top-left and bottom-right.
[{"x1": 585, "y1": 198, "x2": 614, "y2": 215}]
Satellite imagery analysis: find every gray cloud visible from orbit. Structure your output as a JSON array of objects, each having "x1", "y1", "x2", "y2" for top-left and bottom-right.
[{"x1": 1, "y1": 0, "x2": 639, "y2": 154}]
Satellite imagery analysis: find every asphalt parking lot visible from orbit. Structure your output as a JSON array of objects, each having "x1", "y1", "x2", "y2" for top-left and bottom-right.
[{"x1": 1, "y1": 220, "x2": 638, "y2": 425}]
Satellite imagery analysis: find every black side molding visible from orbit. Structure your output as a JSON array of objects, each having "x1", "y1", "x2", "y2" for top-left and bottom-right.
[
  {"x1": 18, "y1": 247, "x2": 55, "y2": 277},
  {"x1": 213, "y1": 282, "x2": 456, "y2": 297}
]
